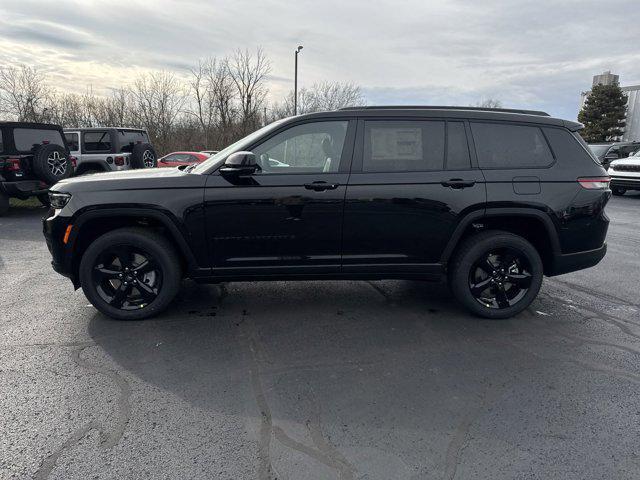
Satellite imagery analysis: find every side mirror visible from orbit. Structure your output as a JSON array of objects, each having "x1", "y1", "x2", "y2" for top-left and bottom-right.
[{"x1": 219, "y1": 151, "x2": 259, "y2": 176}]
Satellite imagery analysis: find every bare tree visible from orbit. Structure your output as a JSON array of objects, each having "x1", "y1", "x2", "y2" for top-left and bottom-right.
[
  {"x1": 188, "y1": 58, "x2": 217, "y2": 147},
  {"x1": 228, "y1": 47, "x2": 271, "y2": 132},
  {"x1": 473, "y1": 98, "x2": 503, "y2": 109},
  {"x1": 130, "y1": 71, "x2": 186, "y2": 152},
  {"x1": 272, "y1": 81, "x2": 366, "y2": 118},
  {"x1": 0, "y1": 65, "x2": 53, "y2": 122}
]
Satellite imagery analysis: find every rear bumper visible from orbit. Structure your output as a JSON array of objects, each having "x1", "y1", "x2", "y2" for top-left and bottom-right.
[
  {"x1": 547, "y1": 243, "x2": 607, "y2": 276},
  {"x1": 1, "y1": 180, "x2": 48, "y2": 198}
]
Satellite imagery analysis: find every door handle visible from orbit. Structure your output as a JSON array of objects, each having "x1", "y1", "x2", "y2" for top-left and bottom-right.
[
  {"x1": 441, "y1": 178, "x2": 476, "y2": 189},
  {"x1": 304, "y1": 181, "x2": 339, "y2": 191}
]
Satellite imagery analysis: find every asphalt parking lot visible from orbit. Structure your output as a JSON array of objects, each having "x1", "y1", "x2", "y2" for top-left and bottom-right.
[{"x1": 1, "y1": 196, "x2": 640, "y2": 480}]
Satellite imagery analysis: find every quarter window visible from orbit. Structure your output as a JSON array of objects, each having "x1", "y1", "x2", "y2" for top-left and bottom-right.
[
  {"x1": 14, "y1": 129, "x2": 64, "y2": 152},
  {"x1": 252, "y1": 121, "x2": 348, "y2": 174},
  {"x1": 84, "y1": 131, "x2": 111, "y2": 152},
  {"x1": 363, "y1": 121, "x2": 445, "y2": 172},
  {"x1": 471, "y1": 122, "x2": 554, "y2": 168},
  {"x1": 65, "y1": 133, "x2": 79, "y2": 151}
]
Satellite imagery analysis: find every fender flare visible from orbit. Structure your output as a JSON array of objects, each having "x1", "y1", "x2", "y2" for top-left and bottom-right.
[
  {"x1": 440, "y1": 207, "x2": 561, "y2": 264},
  {"x1": 72, "y1": 206, "x2": 199, "y2": 271}
]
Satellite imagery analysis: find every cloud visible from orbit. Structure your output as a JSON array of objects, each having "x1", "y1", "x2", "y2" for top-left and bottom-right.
[{"x1": 0, "y1": 0, "x2": 639, "y2": 120}]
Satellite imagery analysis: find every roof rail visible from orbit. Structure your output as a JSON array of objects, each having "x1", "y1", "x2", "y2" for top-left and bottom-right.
[{"x1": 338, "y1": 105, "x2": 550, "y2": 117}]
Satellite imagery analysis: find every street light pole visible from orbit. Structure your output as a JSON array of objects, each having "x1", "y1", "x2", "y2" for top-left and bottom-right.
[{"x1": 294, "y1": 45, "x2": 303, "y2": 115}]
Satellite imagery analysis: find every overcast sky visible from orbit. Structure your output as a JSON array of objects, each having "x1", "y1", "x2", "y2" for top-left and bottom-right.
[{"x1": 1, "y1": 0, "x2": 639, "y2": 120}]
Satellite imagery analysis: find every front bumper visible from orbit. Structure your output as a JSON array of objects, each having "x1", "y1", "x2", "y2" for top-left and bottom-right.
[
  {"x1": 610, "y1": 176, "x2": 640, "y2": 190},
  {"x1": 43, "y1": 210, "x2": 78, "y2": 286},
  {"x1": 547, "y1": 243, "x2": 607, "y2": 276}
]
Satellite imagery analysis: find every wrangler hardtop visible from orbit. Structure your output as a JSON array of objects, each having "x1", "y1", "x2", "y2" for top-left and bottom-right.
[{"x1": 63, "y1": 127, "x2": 157, "y2": 175}]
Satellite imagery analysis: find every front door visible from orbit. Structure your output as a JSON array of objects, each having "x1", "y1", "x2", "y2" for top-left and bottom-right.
[
  {"x1": 342, "y1": 118, "x2": 486, "y2": 274},
  {"x1": 204, "y1": 119, "x2": 355, "y2": 276}
]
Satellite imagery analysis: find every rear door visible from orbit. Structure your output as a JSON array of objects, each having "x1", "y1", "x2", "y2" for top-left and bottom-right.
[{"x1": 342, "y1": 118, "x2": 486, "y2": 274}]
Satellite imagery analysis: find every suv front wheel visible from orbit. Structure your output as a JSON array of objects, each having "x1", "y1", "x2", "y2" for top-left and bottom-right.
[
  {"x1": 79, "y1": 227, "x2": 182, "y2": 320},
  {"x1": 449, "y1": 231, "x2": 543, "y2": 319}
]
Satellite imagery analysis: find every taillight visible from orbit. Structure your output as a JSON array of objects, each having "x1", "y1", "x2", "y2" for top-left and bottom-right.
[
  {"x1": 114, "y1": 156, "x2": 125, "y2": 166},
  {"x1": 69, "y1": 156, "x2": 77, "y2": 168},
  {"x1": 578, "y1": 177, "x2": 611, "y2": 189},
  {"x1": 6, "y1": 158, "x2": 21, "y2": 171}
]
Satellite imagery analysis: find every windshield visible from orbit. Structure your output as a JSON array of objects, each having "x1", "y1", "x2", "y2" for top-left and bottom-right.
[
  {"x1": 588, "y1": 144, "x2": 610, "y2": 156},
  {"x1": 192, "y1": 119, "x2": 289, "y2": 174}
]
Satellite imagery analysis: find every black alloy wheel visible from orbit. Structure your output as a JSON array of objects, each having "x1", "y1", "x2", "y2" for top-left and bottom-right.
[
  {"x1": 92, "y1": 245, "x2": 162, "y2": 310},
  {"x1": 469, "y1": 248, "x2": 533, "y2": 310}
]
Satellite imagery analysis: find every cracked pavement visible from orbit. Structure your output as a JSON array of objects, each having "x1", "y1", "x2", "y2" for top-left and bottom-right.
[{"x1": 1, "y1": 196, "x2": 640, "y2": 479}]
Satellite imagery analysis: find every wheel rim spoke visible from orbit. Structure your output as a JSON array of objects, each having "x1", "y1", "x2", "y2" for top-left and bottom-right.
[
  {"x1": 94, "y1": 266, "x2": 121, "y2": 280},
  {"x1": 133, "y1": 259, "x2": 156, "y2": 274},
  {"x1": 135, "y1": 281, "x2": 158, "y2": 302},
  {"x1": 470, "y1": 277, "x2": 492, "y2": 296},
  {"x1": 494, "y1": 285, "x2": 510, "y2": 309},
  {"x1": 506, "y1": 272, "x2": 532, "y2": 288},
  {"x1": 109, "y1": 283, "x2": 131, "y2": 308},
  {"x1": 113, "y1": 246, "x2": 133, "y2": 268}
]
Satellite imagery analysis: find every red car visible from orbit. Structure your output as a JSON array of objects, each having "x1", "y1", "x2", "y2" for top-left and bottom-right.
[{"x1": 157, "y1": 151, "x2": 210, "y2": 168}]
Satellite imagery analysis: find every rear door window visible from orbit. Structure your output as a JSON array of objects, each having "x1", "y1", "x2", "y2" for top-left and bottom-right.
[
  {"x1": 83, "y1": 131, "x2": 111, "y2": 152},
  {"x1": 363, "y1": 120, "x2": 445, "y2": 172},
  {"x1": 14, "y1": 128, "x2": 64, "y2": 152},
  {"x1": 471, "y1": 122, "x2": 554, "y2": 169},
  {"x1": 446, "y1": 122, "x2": 471, "y2": 170},
  {"x1": 65, "y1": 132, "x2": 79, "y2": 152}
]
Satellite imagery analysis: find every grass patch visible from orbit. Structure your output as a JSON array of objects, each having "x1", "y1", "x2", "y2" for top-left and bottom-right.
[{"x1": 9, "y1": 196, "x2": 43, "y2": 209}]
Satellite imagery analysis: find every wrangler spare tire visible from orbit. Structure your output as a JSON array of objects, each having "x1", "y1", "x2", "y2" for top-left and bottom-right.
[
  {"x1": 131, "y1": 143, "x2": 157, "y2": 169},
  {"x1": 32, "y1": 144, "x2": 73, "y2": 184}
]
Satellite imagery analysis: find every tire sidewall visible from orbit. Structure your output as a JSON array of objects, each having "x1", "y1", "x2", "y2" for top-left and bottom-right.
[
  {"x1": 450, "y1": 233, "x2": 543, "y2": 319},
  {"x1": 32, "y1": 144, "x2": 73, "y2": 184},
  {"x1": 79, "y1": 229, "x2": 180, "y2": 320},
  {"x1": 131, "y1": 143, "x2": 157, "y2": 169}
]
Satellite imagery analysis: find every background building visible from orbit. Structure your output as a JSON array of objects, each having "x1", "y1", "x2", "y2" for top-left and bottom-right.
[{"x1": 581, "y1": 71, "x2": 640, "y2": 141}]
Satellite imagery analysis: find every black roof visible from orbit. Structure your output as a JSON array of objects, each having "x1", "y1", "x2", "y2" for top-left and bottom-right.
[
  {"x1": 0, "y1": 121, "x2": 63, "y2": 129},
  {"x1": 295, "y1": 106, "x2": 582, "y2": 131}
]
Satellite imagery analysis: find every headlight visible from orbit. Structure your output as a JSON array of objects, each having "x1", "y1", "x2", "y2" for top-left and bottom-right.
[{"x1": 49, "y1": 192, "x2": 71, "y2": 209}]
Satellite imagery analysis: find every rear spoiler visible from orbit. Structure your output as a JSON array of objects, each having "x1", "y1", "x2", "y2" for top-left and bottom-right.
[{"x1": 564, "y1": 120, "x2": 584, "y2": 132}]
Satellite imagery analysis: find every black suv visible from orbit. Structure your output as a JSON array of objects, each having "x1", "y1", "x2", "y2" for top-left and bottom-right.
[
  {"x1": 43, "y1": 106, "x2": 610, "y2": 320},
  {"x1": 1, "y1": 122, "x2": 73, "y2": 215}
]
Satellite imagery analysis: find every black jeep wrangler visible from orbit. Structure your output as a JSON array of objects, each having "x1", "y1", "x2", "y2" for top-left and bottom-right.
[
  {"x1": 0, "y1": 122, "x2": 73, "y2": 215},
  {"x1": 44, "y1": 106, "x2": 610, "y2": 320}
]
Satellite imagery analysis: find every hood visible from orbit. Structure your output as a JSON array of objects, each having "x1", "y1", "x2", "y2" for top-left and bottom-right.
[
  {"x1": 51, "y1": 167, "x2": 205, "y2": 193},
  {"x1": 610, "y1": 156, "x2": 640, "y2": 167}
]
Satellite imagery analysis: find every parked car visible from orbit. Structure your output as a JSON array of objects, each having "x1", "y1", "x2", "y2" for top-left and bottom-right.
[
  {"x1": 0, "y1": 121, "x2": 74, "y2": 215},
  {"x1": 157, "y1": 151, "x2": 209, "y2": 168},
  {"x1": 44, "y1": 106, "x2": 610, "y2": 320},
  {"x1": 200, "y1": 150, "x2": 219, "y2": 156},
  {"x1": 607, "y1": 148, "x2": 640, "y2": 195},
  {"x1": 589, "y1": 141, "x2": 640, "y2": 169},
  {"x1": 64, "y1": 128, "x2": 157, "y2": 175}
]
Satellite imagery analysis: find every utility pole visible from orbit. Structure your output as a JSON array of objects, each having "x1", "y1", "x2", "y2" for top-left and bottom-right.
[{"x1": 294, "y1": 45, "x2": 303, "y2": 115}]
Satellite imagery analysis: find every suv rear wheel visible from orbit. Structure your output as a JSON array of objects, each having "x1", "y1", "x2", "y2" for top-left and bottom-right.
[
  {"x1": 79, "y1": 227, "x2": 182, "y2": 320},
  {"x1": 449, "y1": 231, "x2": 543, "y2": 319}
]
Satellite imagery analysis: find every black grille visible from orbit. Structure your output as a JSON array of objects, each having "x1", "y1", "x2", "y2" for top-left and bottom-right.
[{"x1": 613, "y1": 164, "x2": 640, "y2": 172}]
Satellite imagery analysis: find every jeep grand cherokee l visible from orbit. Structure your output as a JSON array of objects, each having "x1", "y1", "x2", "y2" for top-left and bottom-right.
[{"x1": 43, "y1": 106, "x2": 610, "y2": 320}]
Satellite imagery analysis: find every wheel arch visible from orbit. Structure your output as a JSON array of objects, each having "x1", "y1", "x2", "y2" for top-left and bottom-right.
[
  {"x1": 69, "y1": 207, "x2": 199, "y2": 285},
  {"x1": 442, "y1": 208, "x2": 561, "y2": 275}
]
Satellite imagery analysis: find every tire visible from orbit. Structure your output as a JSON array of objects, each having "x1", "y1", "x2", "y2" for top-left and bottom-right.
[
  {"x1": 612, "y1": 186, "x2": 626, "y2": 196},
  {"x1": 32, "y1": 144, "x2": 73, "y2": 184},
  {"x1": 0, "y1": 191, "x2": 9, "y2": 216},
  {"x1": 79, "y1": 227, "x2": 182, "y2": 320},
  {"x1": 130, "y1": 143, "x2": 157, "y2": 169},
  {"x1": 448, "y1": 230, "x2": 544, "y2": 319}
]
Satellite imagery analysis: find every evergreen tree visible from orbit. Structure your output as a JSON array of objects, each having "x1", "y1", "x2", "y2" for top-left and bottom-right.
[{"x1": 578, "y1": 83, "x2": 627, "y2": 142}]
